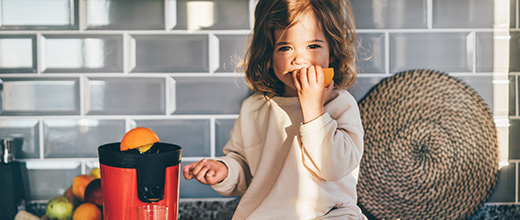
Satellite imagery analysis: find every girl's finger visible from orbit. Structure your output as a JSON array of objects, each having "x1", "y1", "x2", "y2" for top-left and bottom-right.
[
  {"x1": 206, "y1": 170, "x2": 217, "y2": 184},
  {"x1": 191, "y1": 158, "x2": 207, "y2": 176},
  {"x1": 207, "y1": 169, "x2": 215, "y2": 178},
  {"x1": 207, "y1": 170, "x2": 224, "y2": 185},
  {"x1": 308, "y1": 65, "x2": 317, "y2": 85},
  {"x1": 299, "y1": 67, "x2": 308, "y2": 87},
  {"x1": 196, "y1": 165, "x2": 211, "y2": 184},
  {"x1": 183, "y1": 166, "x2": 193, "y2": 179},
  {"x1": 183, "y1": 162, "x2": 199, "y2": 179},
  {"x1": 326, "y1": 78, "x2": 334, "y2": 90},
  {"x1": 293, "y1": 69, "x2": 302, "y2": 91},
  {"x1": 315, "y1": 65, "x2": 324, "y2": 85}
]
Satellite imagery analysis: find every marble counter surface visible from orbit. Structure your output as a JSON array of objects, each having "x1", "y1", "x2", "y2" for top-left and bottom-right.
[
  {"x1": 26, "y1": 199, "x2": 520, "y2": 220},
  {"x1": 26, "y1": 198, "x2": 239, "y2": 220}
]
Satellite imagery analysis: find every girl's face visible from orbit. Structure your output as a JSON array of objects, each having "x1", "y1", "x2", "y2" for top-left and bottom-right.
[{"x1": 272, "y1": 12, "x2": 331, "y2": 97}]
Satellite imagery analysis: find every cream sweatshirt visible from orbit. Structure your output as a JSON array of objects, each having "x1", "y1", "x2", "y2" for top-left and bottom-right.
[{"x1": 212, "y1": 89, "x2": 365, "y2": 220}]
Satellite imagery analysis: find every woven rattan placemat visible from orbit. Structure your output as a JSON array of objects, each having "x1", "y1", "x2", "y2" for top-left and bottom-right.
[{"x1": 357, "y1": 69, "x2": 499, "y2": 219}]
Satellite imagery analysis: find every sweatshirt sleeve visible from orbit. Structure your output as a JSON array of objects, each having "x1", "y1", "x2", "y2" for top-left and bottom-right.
[
  {"x1": 298, "y1": 91, "x2": 364, "y2": 181},
  {"x1": 211, "y1": 151, "x2": 251, "y2": 196}
]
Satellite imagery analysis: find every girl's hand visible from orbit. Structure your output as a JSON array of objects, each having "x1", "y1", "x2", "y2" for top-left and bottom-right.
[
  {"x1": 293, "y1": 65, "x2": 334, "y2": 123},
  {"x1": 183, "y1": 158, "x2": 228, "y2": 185}
]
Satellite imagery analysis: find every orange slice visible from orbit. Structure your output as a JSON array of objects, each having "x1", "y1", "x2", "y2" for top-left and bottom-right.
[
  {"x1": 323, "y1": 67, "x2": 334, "y2": 86},
  {"x1": 120, "y1": 127, "x2": 160, "y2": 153}
]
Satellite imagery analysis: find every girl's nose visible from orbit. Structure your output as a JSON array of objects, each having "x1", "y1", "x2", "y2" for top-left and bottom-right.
[{"x1": 291, "y1": 52, "x2": 309, "y2": 66}]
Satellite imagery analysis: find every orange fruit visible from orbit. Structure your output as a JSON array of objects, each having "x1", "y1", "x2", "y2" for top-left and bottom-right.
[
  {"x1": 72, "y1": 175, "x2": 95, "y2": 202},
  {"x1": 120, "y1": 127, "x2": 160, "y2": 153},
  {"x1": 73, "y1": 202, "x2": 102, "y2": 220},
  {"x1": 323, "y1": 67, "x2": 334, "y2": 86}
]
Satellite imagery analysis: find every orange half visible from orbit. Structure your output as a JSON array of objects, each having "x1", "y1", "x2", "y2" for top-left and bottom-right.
[
  {"x1": 120, "y1": 127, "x2": 160, "y2": 153},
  {"x1": 323, "y1": 67, "x2": 334, "y2": 86}
]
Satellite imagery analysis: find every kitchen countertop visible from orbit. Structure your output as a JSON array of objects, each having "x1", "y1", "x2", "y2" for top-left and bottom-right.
[
  {"x1": 26, "y1": 198, "x2": 239, "y2": 220},
  {"x1": 25, "y1": 199, "x2": 520, "y2": 220}
]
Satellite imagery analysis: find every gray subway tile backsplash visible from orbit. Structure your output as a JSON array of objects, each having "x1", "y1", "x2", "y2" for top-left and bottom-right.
[
  {"x1": 455, "y1": 75, "x2": 494, "y2": 112},
  {"x1": 130, "y1": 34, "x2": 212, "y2": 73},
  {"x1": 350, "y1": 0, "x2": 428, "y2": 29},
  {"x1": 511, "y1": 119, "x2": 520, "y2": 159},
  {"x1": 215, "y1": 118, "x2": 236, "y2": 157},
  {"x1": 512, "y1": 0, "x2": 518, "y2": 29},
  {"x1": 511, "y1": 75, "x2": 516, "y2": 116},
  {"x1": 24, "y1": 161, "x2": 81, "y2": 201},
  {"x1": 0, "y1": 0, "x2": 513, "y2": 203},
  {"x1": 357, "y1": 33, "x2": 386, "y2": 73},
  {"x1": 134, "y1": 119, "x2": 212, "y2": 157},
  {"x1": 511, "y1": 32, "x2": 520, "y2": 72},
  {"x1": 0, "y1": 119, "x2": 40, "y2": 159},
  {"x1": 486, "y1": 162, "x2": 516, "y2": 202},
  {"x1": 172, "y1": 0, "x2": 251, "y2": 30},
  {"x1": 348, "y1": 76, "x2": 387, "y2": 102},
  {"x1": 389, "y1": 32, "x2": 474, "y2": 73},
  {"x1": 0, "y1": 77, "x2": 80, "y2": 116},
  {"x1": 0, "y1": 35, "x2": 37, "y2": 73},
  {"x1": 84, "y1": 0, "x2": 166, "y2": 30},
  {"x1": 172, "y1": 76, "x2": 250, "y2": 114},
  {"x1": 0, "y1": 0, "x2": 78, "y2": 30},
  {"x1": 43, "y1": 119, "x2": 125, "y2": 158},
  {"x1": 476, "y1": 32, "x2": 494, "y2": 73},
  {"x1": 41, "y1": 34, "x2": 124, "y2": 73},
  {"x1": 85, "y1": 77, "x2": 167, "y2": 115},
  {"x1": 432, "y1": 0, "x2": 494, "y2": 28},
  {"x1": 215, "y1": 34, "x2": 249, "y2": 73}
]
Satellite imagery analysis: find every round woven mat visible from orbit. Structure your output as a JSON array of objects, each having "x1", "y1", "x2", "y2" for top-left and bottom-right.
[{"x1": 357, "y1": 69, "x2": 499, "y2": 220}]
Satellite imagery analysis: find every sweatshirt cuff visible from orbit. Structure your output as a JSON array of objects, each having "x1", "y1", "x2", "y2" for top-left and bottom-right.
[
  {"x1": 211, "y1": 157, "x2": 239, "y2": 191},
  {"x1": 300, "y1": 112, "x2": 333, "y2": 135}
]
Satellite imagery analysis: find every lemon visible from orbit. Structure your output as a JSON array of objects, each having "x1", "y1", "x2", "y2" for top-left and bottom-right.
[
  {"x1": 137, "y1": 144, "x2": 154, "y2": 154},
  {"x1": 88, "y1": 168, "x2": 101, "y2": 179}
]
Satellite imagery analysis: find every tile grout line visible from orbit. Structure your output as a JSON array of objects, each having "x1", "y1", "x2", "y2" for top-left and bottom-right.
[
  {"x1": 384, "y1": 31, "x2": 390, "y2": 74},
  {"x1": 427, "y1": 0, "x2": 433, "y2": 30},
  {"x1": 79, "y1": 75, "x2": 85, "y2": 116},
  {"x1": 249, "y1": 0, "x2": 256, "y2": 28},
  {"x1": 472, "y1": 30, "x2": 477, "y2": 74},
  {"x1": 514, "y1": 162, "x2": 518, "y2": 203},
  {"x1": 78, "y1": 0, "x2": 85, "y2": 31},
  {"x1": 36, "y1": 32, "x2": 42, "y2": 75},
  {"x1": 514, "y1": 75, "x2": 520, "y2": 117},
  {"x1": 0, "y1": 114, "x2": 240, "y2": 120},
  {"x1": 39, "y1": 118, "x2": 44, "y2": 159},
  {"x1": 166, "y1": 75, "x2": 171, "y2": 115},
  {"x1": 164, "y1": 0, "x2": 170, "y2": 31},
  {"x1": 81, "y1": 160, "x2": 86, "y2": 175},
  {"x1": 209, "y1": 33, "x2": 216, "y2": 74},
  {"x1": 210, "y1": 117, "x2": 216, "y2": 158},
  {"x1": 123, "y1": 33, "x2": 130, "y2": 74},
  {"x1": 2, "y1": 28, "x2": 495, "y2": 35}
]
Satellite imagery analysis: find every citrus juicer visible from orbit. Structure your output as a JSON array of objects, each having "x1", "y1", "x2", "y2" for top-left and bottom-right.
[{"x1": 98, "y1": 142, "x2": 181, "y2": 220}]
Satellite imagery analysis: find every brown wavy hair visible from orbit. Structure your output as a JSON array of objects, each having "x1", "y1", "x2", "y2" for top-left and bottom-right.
[{"x1": 242, "y1": 0, "x2": 357, "y2": 98}]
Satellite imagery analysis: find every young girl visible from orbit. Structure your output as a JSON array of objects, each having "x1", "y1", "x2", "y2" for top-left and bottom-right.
[{"x1": 184, "y1": 0, "x2": 366, "y2": 219}]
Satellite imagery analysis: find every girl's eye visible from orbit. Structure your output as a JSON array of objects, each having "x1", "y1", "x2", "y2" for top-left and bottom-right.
[
  {"x1": 308, "y1": 44, "x2": 321, "y2": 49},
  {"x1": 278, "y1": 46, "x2": 292, "y2": 51}
]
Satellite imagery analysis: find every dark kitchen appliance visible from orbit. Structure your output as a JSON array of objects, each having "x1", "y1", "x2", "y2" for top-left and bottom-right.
[
  {"x1": 98, "y1": 142, "x2": 182, "y2": 220},
  {"x1": 0, "y1": 137, "x2": 26, "y2": 220}
]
